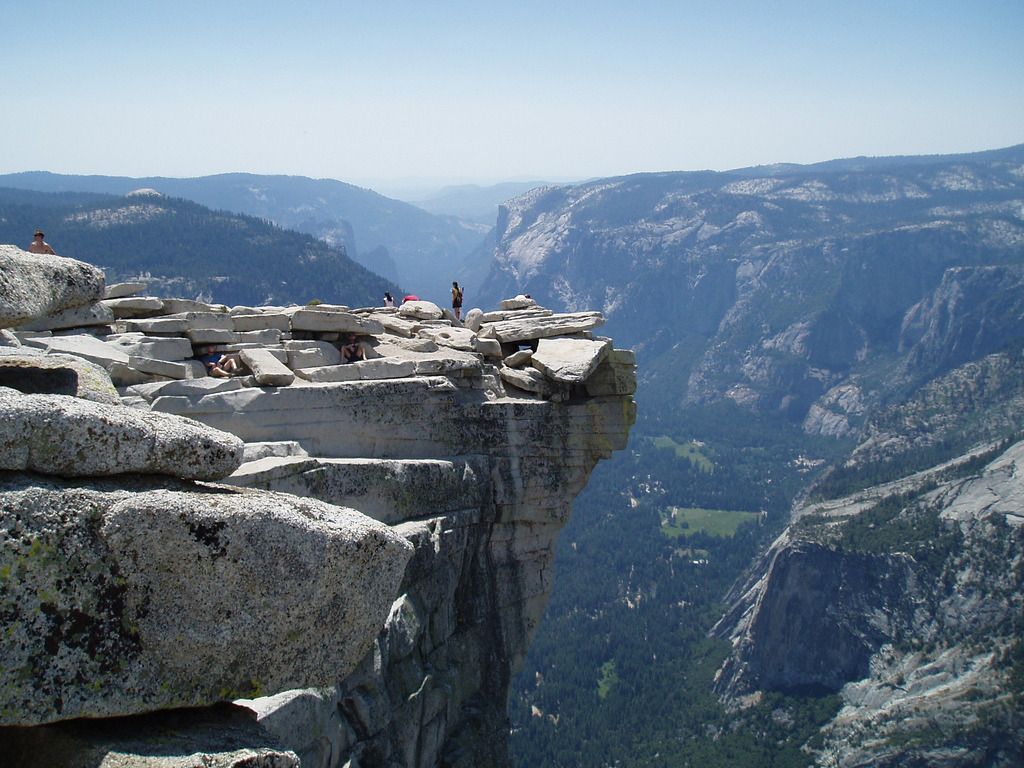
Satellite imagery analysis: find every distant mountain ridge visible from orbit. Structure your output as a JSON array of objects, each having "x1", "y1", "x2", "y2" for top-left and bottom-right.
[
  {"x1": 0, "y1": 171, "x2": 489, "y2": 305},
  {"x1": 479, "y1": 144, "x2": 1024, "y2": 443},
  {"x1": 408, "y1": 181, "x2": 559, "y2": 225},
  {"x1": 0, "y1": 187, "x2": 400, "y2": 308}
]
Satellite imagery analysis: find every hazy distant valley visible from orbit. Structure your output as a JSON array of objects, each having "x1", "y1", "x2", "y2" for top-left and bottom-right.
[{"x1": 3, "y1": 145, "x2": 1024, "y2": 766}]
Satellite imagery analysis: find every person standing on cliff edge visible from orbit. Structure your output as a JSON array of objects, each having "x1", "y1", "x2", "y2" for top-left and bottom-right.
[
  {"x1": 451, "y1": 281, "x2": 463, "y2": 320},
  {"x1": 28, "y1": 230, "x2": 56, "y2": 254}
]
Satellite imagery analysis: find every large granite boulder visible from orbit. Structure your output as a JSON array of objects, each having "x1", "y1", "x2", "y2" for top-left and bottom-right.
[
  {"x1": 0, "y1": 391, "x2": 244, "y2": 480},
  {"x1": 0, "y1": 474, "x2": 415, "y2": 726},
  {"x1": 0, "y1": 246, "x2": 106, "y2": 328},
  {"x1": 0, "y1": 350, "x2": 120, "y2": 405}
]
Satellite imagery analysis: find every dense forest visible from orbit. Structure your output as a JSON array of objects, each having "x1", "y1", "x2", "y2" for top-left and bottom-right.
[
  {"x1": 507, "y1": 384, "x2": 859, "y2": 767},
  {"x1": 0, "y1": 188, "x2": 402, "y2": 308},
  {"x1": 508, "y1": 430, "x2": 844, "y2": 768}
]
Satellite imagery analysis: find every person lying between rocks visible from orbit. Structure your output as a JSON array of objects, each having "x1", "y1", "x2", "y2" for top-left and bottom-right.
[
  {"x1": 199, "y1": 346, "x2": 239, "y2": 377},
  {"x1": 342, "y1": 333, "x2": 365, "y2": 363}
]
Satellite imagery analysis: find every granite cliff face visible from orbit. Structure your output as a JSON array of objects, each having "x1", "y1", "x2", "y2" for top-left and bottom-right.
[
  {"x1": 477, "y1": 147, "x2": 1024, "y2": 440},
  {"x1": 0, "y1": 246, "x2": 635, "y2": 767},
  {"x1": 713, "y1": 435, "x2": 1024, "y2": 766}
]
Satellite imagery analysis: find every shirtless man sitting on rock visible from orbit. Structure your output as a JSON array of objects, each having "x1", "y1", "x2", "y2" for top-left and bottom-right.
[{"x1": 28, "y1": 230, "x2": 56, "y2": 255}]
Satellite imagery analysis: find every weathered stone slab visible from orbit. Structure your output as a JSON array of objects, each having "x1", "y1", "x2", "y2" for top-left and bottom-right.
[
  {"x1": 31, "y1": 333, "x2": 130, "y2": 369},
  {"x1": 225, "y1": 456, "x2": 487, "y2": 526},
  {"x1": 0, "y1": 350, "x2": 120, "y2": 405},
  {"x1": 151, "y1": 377, "x2": 457, "y2": 417},
  {"x1": 378, "y1": 337, "x2": 438, "y2": 353},
  {"x1": 504, "y1": 349, "x2": 534, "y2": 367},
  {"x1": 499, "y1": 295, "x2": 539, "y2": 310},
  {"x1": 475, "y1": 338, "x2": 503, "y2": 358},
  {"x1": 290, "y1": 308, "x2": 384, "y2": 334},
  {"x1": 286, "y1": 340, "x2": 343, "y2": 369},
  {"x1": 240, "y1": 347, "x2": 295, "y2": 387},
  {"x1": 531, "y1": 336, "x2": 611, "y2": 385},
  {"x1": 398, "y1": 300, "x2": 443, "y2": 320},
  {"x1": 378, "y1": 313, "x2": 421, "y2": 337},
  {"x1": 0, "y1": 392, "x2": 243, "y2": 480},
  {"x1": 100, "y1": 296, "x2": 165, "y2": 318},
  {"x1": 480, "y1": 312, "x2": 605, "y2": 344},
  {"x1": 0, "y1": 474, "x2": 414, "y2": 726},
  {"x1": 186, "y1": 328, "x2": 238, "y2": 345},
  {"x1": 296, "y1": 358, "x2": 417, "y2": 383},
  {"x1": 126, "y1": 376, "x2": 247, "y2": 401},
  {"x1": 0, "y1": 246, "x2": 106, "y2": 329},
  {"x1": 125, "y1": 312, "x2": 234, "y2": 335},
  {"x1": 17, "y1": 301, "x2": 115, "y2": 331},
  {"x1": 499, "y1": 365, "x2": 559, "y2": 397},
  {"x1": 232, "y1": 312, "x2": 292, "y2": 332},
  {"x1": 106, "y1": 333, "x2": 194, "y2": 361},
  {"x1": 235, "y1": 328, "x2": 283, "y2": 345},
  {"x1": 109, "y1": 364, "x2": 151, "y2": 387},
  {"x1": 242, "y1": 440, "x2": 309, "y2": 463},
  {"x1": 121, "y1": 316, "x2": 189, "y2": 334},
  {"x1": 160, "y1": 298, "x2": 228, "y2": 315},
  {"x1": 479, "y1": 307, "x2": 554, "y2": 323},
  {"x1": 236, "y1": 689, "x2": 338, "y2": 768},
  {"x1": 127, "y1": 355, "x2": 190, "y2": 379},
  {"x1": 417, "y1": 326, "x2": 478, "y2": 352},
  {"x1": 103, "y1": 281, "x2": 147, "y2": 300},
  {"x1": 609, "y1": 348, "x2": 636, "y2": 365}
]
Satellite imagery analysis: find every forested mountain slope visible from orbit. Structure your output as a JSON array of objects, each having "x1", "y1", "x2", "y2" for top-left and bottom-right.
[
  {"x1": 502, "y1": 146, "x2": 1024, "y2": 767},
  {"x1": 0, "y1": 171, "x2": 488, "y2": 305},
  {"x1": 0, "y1": 188, "x2": 400, "y2": 308}
]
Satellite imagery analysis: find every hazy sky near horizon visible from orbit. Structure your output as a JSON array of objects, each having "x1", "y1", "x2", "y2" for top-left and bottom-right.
[{"x1": 3, "y1": 0, "x2": 1022, "y2": 190}]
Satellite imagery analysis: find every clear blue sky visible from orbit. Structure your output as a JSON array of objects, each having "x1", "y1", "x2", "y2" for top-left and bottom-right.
[{"x1": 3, "y1": 0, "x2": 1022, "y2": 188}]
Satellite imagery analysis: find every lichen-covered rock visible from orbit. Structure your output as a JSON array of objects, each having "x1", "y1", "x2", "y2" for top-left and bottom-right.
[
  {"x1": 0, "y1": 246, "x2": 106, "y2": 329},
  {"x1": 0, "y1": 474, "x2": 414, "y2": 726},
  {"x1": 0, "y1": 392, "x2": 243, "y2": 480}
]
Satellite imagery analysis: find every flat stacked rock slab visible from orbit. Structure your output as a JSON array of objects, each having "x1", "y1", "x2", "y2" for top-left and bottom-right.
[
  {"x1": 478, "y1": 311, "x2": 605, "y2": 343},
  {"x1": 530, "y1": 336, "x2": 612, "y2": 385}
]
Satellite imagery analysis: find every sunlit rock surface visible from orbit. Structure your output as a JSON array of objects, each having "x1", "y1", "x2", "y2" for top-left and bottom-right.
[{"x1": 0, "y1": 249, "x2": 636, "y2": 768}]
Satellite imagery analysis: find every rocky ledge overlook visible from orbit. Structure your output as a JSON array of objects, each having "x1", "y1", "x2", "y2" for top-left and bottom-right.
[{"x1": 0, "y1": 245, "x2": 636, "y2": 767}]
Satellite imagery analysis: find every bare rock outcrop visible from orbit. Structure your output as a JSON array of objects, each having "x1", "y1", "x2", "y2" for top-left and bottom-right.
[
  {"x1": 0, "y1": 245, "x2": 106, "y2": 327},
  {"x1": 1, "y1": 474, "x2": 411, "y2": 726},
  {"x1": 0, "y1": 248, "x2": 636, "y2": 767},
  {"x1": 713, "y1": 440, "x2": 1024, "y2": 767},
  {"x1": 0, "y1": 391, "x2": 243, "y2": 480}
]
